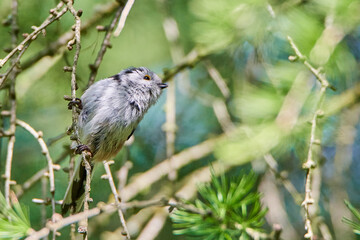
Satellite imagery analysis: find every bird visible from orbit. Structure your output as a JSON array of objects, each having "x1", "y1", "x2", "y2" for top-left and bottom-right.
[{"x1": 61, "y1": 67, "x2": 167, "y2": 215}]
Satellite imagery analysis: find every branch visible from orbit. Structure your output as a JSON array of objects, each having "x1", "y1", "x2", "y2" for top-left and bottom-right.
[
  {"x1": 121, "y1": 134, "x2": 225, "y2": 201},
  {"x1": 26, "y1": 198, "x2": 197, "y2": 240},
  {"x1": 15, "y1": 119, "x2": 57, "y2": 223},
  {"x1": 113, "y1": 0, "x2": 135, "y2": 37},
  {"x1": 3, "y1": 0, "x2": 20, "y2": 205},
  {"x1": 0, "y1": 44, "x2": 29, "y2": 89},
  {"x1": 0, "y1": 1, "x2": 67, "y2": 69},
  {"x1": 264, "y1": 154, "x2": 303, "y2": 205},
  {"x1": 21, "y1": 1, "x2": 119, "y2": 71},
  {"x1": 102, "y1": 160, "x2": 130, "y2": 239},
  {"x1": 16, "y1": 147, "x2": 69, "y2": 198},
  {"x1": 287, "y1": 36, "x2": 333, "y2": 90},
  {"x1": 159, "y1": 2, "x2": 182, "y2": 182},
  {"x1": 4, "y1": 135, "x2": 16, "y2": 205},
  {"x1": 87, "y1": 4, "x2": 125, "y2": 87},
  {"x1": 288, "y1": 36, "x2": 330, "y2": 240},
  {"x1": 117, "y1": 161, "x2": 132, "y2": 193},
  {"x1": 64, "y1": 1, "x2": 92, "y2": 238},
  {"x1": 204, "y1": 60, "x2": 230, "y2": 99},
  {"x1": 162, "y1": 50, "x2": 208, "y2": 82},
  {"x1": 136, "y1": 209, "x2": 167, "y2": 240}
]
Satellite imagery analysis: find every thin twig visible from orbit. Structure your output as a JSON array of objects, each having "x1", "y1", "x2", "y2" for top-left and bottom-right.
[
  {"x1": 287, "y1": 36, "x2": 330, "y2": 90},
  {"x1": 68, "y1": 154, "x2": 76, "y2": 240},
  {"x1": 16, "y1": 148, "x2": 69, "y2": 198},
  {"x1": 102, "y1": 160, "x2": 130, "y2": 239},
  {"x1": 41, "y1": 176, "x2": 49, "y2": 240},
  {"x1": 15, "y1": 119, "x2": 57, "y2": 225},
  {"x1": 21, "y1": 1, "x2": 119, "y2": 71},
  {"x1": 136, "y1": 209, "x2": 167, "y2": 240},
  {"x1": 64, "y1": 1, "x2": 91, "y2": 238},
  {"x1": 0, "y1": 1, "x2": 67, "y2": 89},
  {"x1": 4, "y1": 135, "x2": 16, "y2": 205},
  {"x1": 66, "y1": 1, "x2": 93, "y2": 239},
  {"x1": 159, "y1": 2, "x2": 181, "y2": 182},
  {"x1": 87, "y1": 4, "x2": 125, "y2": 87},
  {"x1": 32, "y1": 198, "x2": 63, "y2": 205},
  {"x1": 117, "y1": 161, "x2": 132, "y2": 193},
  {"x1": 26, "y1": 198, "x2": 197, "y2": 240},
  {"x1": 264, "y1": 154, "x2": 303, "y2": 205},
  {"x1": 113, "y1": 0, "x2": 135, "y2": 37},
  {"x1": 0, "y1": 44, "x2": 29, "y2": 89},
  {"x1": 80, "y1": 157, "x2": 92, "y2": 238},
  {"x1": 121, "y1": 134, "x2": 226, "y2": 201},
  {"x1": 204, "y1": 61, "x2": 230, "y2": 99},
  {"x1": 4, "y1": 0, "x2": 19, "y2": 205},
  {"x1": 47, "y1": 132, "x2": 67, "y2": 146},
  {"x1": 288, "y1": 36, "x2": 330, "y2": 240},
  {"x1": 199, "y1": 61, "x2": 235, "y2": 132},
  {"x1": 0, "y1": 1, "x2": 66, "y2": 69},
  {"x1": 162, "y1": 50, "x2": 208, "y2": 82}
]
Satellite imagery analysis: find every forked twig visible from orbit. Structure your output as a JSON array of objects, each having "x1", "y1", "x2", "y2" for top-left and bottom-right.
[{"x1": 0, "y1": 1, "x2": 67, "y2": 69}]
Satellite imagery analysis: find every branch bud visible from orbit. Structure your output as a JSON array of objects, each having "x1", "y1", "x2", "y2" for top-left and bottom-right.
[
  {"x1": 63, "y1": 66, "x2": 72, "y2": 72},
  {"x1": 77, "y1": 9, "x2": 83, "y2": 17},
  {"x1": 96, "y1": 25, "x2": 107, "y2": 31},
  {"x1": 288, "y1": 55, "x2": 298, "y2": 62}
]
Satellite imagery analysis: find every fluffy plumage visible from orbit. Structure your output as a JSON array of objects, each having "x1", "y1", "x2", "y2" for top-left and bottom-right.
[{"x1": 61, "y1": 67, "x2": 167, "y2": 214}]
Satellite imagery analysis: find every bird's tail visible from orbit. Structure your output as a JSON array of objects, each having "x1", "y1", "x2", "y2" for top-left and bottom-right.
[{"x1": 61, "y1": 158, "x2": 94, "y2": 215}]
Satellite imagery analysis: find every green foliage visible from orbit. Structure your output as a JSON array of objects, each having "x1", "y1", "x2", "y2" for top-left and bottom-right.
[
  {"x1": 343, "y1": 200, "x2": 360, "y2": 235},
  {"x1": 190, "y1": 0, "x2": 271, "y2": 51},
  {"x1": 171, "y1": 171, "x2": 267, "y2": 239},
  {"x1": 0, "y1": 191, "x2": 31, "y2": 239}
]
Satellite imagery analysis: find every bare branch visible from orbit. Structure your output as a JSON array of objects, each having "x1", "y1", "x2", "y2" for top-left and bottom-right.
[
  {"x1": 64, "y1": 2, "x2": 92, "y2": 238},
  {"x1": 159, "y1": 3, "x2": 182, "y2": 182},
  {"x1": 136, "y1": 209, "x2": 167, "y2": 240},
  {"x1": 0, "y1": 1, "x2": 67, "y2": 69},
  {"x1": 113, "y1": 0, "x2": 135, "y2": 37},
  {"x1": 287, "y1": 36, "x2": 330, "y2": 240},
  {"x1": 3, "y1": 0, "x2": 20, "y2": 205},
  {"x1": 26, "y1": 198, "x2": 197, "y2": 240},
  {"x1": 87, "y1": 4, "x2": 125, "y2": 87},
  {"x1": 263, "y1": 154, "x2": 302, "y2": 205},
  {"x1": 117, "y1": 161, "x2": 132, "y2": 193},
  {"x1": 21, "y1": 1, "x2": 120, "y2": 71},
  {"x1": 4, "y1": 135, "x2": 16, "y2": 205},
  {"x1": 204, "y1": 61, "x2": 230, "y2": 99},
  {"x1": 287, "y1": 36, "x2": 332, "y2": 90},
  {"x1": 121, "y1": 134, "x2": 225, "y2": 201},
  {"x1": 162, "y1": 50, "x2": 208, "y2": 82},
  {"x1": 0, "y1": 44, "x2": 29, "y2": 89},
  {"x1": 15, "y1": 119, "x2": 57, "y2": 222},
  {"x1": 16, "y1": 148, "x2": 69, "y2": 198},
  {"x1": 103, "y1": 160, "x2": 130, "y2": 239}
]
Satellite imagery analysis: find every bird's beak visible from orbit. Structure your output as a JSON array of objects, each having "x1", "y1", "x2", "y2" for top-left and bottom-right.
[{"x1": 158, "y1": 83, "x2": 168, "y2": 89}]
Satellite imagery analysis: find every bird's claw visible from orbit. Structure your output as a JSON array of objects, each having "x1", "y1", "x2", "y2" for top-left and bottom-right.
[
  {"x1": 75, "y1": 144, "x2": 93, "y2": 157},
  {"x1": 68, "y1": 98, "x2": 83, "y2": 110}
]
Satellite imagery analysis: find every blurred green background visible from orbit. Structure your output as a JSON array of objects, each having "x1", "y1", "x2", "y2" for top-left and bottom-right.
[{"x1": 1, "y1": 0, "x2": 360, "y2": 239}]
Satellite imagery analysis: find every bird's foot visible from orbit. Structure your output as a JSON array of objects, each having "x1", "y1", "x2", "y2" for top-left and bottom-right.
[
  {"x1": 75, "y1": 144, "x2": 93, "y2": 158},
  {"x1": 68, "y1": 98, "x2": 83, "y2": 110}
]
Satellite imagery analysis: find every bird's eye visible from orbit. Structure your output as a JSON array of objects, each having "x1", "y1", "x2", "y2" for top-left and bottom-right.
[{"x1": 143, "y1": 75, "x2": 151, "y2": 80}]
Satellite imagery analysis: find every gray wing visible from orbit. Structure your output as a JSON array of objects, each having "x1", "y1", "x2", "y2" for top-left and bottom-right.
[{"x1": 78, "y1": 78, "x2": 113, "y2": 137}]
